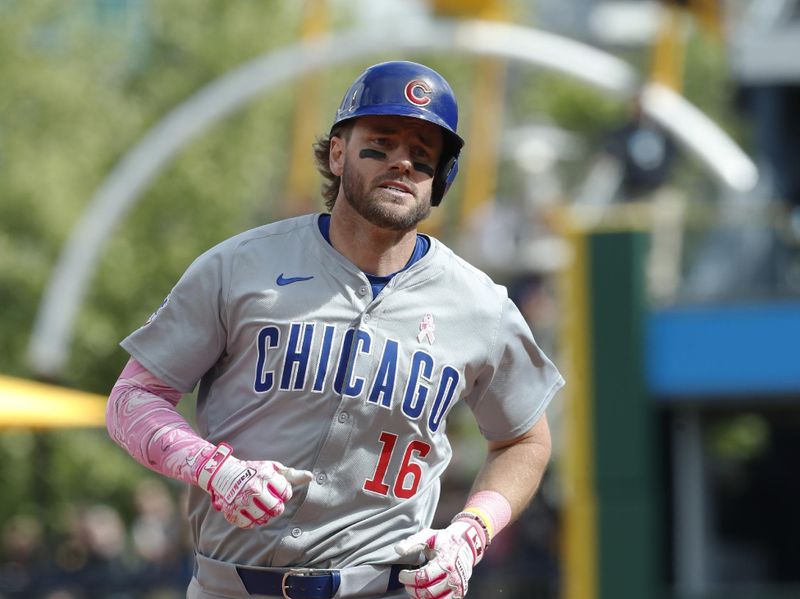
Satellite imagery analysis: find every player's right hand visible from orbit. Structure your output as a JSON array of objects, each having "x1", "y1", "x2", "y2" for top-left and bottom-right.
[{"x1": 196, "y1": 443, "x2": 313, "y2": 529}]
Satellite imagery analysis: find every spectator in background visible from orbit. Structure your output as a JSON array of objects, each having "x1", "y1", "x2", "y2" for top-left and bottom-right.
[
  {"x1": 131, "y1": 478, "x2": 192, "y2": 594},
  {"x1": 0, "y1": 515, "x2": 45, "y2": 597},
  {"x1": 71, "y1": 504, "x2": 131, "y2": 598},
  {"x1": 575, "y1": 100, "x2": 677, "y2": 206}
]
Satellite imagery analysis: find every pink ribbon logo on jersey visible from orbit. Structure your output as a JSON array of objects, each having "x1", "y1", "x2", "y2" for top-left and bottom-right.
[{"x1": 417, "y1": 313, "x2": 436, "y2": 345}]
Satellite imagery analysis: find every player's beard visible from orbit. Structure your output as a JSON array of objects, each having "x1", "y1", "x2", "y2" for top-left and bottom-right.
[{"x1": 341, "y1": 160, "x2": 432, "y2": 231}]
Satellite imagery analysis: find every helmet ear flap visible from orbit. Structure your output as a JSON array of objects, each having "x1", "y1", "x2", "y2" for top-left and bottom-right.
[{"x1": 432, "y1": 156, "x2": 458, "y2": 207}]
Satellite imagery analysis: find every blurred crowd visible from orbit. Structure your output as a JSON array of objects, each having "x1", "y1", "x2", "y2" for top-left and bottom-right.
[{"x1": 0, "y1": 479, "x2": 192, "y2": 599}]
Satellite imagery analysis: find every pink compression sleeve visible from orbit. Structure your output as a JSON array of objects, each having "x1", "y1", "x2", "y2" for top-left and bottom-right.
[{"x1": 106, "y1": 358, "x2": 215, "y2": 485}]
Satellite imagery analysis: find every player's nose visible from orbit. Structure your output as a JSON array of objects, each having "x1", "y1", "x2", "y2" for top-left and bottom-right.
[{"x1": 387, "y1": 146, "x2": 414, "y2": 175}]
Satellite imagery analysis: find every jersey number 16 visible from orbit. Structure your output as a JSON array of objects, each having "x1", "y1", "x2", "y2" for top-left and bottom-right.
[{"x1": 363, "y1": 432, "x2": 431, "y2": 499}]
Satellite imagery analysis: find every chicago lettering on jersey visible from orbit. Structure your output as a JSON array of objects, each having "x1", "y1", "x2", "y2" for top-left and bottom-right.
[{"x1": 253, "y1": 323, "x2": 460, "y2": 434}]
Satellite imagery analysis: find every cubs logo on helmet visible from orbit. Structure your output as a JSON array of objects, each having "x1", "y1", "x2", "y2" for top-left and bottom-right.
[{"x1": 404, "y1": 80, "x2": 432, "y2": 107}]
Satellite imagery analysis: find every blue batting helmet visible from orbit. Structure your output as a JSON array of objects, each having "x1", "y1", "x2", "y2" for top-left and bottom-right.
[{"x1": 332, "y1": 61, "x2": 464, "y2": 206}]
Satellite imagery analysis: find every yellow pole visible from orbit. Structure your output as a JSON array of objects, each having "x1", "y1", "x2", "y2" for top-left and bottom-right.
[
  {"x1": 456, "y1": 0, "x2": 510, "y2": 230},
  {"x1": 650, "y1": 3, "x2": 686, "y2": 91},
  {"x1": 557, "y1": 209, "x2": 598, "y2": 599},
  {"x1": 457, "y1": 58, "x2": 507, "y2": 225},
  {"x1": 689, "y1": 0, "x2": 722, "y2": 38},
  {"x1": 285, "y1": 0, "x2": 328, "y2": 213}
]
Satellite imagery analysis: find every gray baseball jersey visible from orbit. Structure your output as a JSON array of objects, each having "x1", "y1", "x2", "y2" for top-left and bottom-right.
[{"x1": 121, "y1": 212, "x2": 564, "y2": 569}]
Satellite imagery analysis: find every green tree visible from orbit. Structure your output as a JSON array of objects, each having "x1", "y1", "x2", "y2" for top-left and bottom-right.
[{"x1": 0, "y1": 0, "x2": 318, "y2": 541}]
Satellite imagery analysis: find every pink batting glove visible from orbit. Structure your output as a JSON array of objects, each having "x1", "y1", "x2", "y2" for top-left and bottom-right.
[
  {"x1": 196, "y1": 443, "x2": 313, "y2": 529},
  {"x1": 394, "y1": 520, "x2": 486, "y2": 599}
]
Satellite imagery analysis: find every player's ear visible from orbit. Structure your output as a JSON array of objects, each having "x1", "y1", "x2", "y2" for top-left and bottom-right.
[{"x1": 329, "y1": 135, "x2": 346, "y2": 177}]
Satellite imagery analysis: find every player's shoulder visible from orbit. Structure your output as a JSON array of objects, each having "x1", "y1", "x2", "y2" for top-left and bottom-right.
[
  {"x1": 224, "y1": 213, "x2": 317, "y2": 250},
  {"x1": 179, "y1": 213, "x2": 319, "y2": 278},
  {"x1": 197, "y1": 213, "x2": 318, "y2": 259},
  {"x1": 429, "y1": 238, "x2": 509, "y2": 303}
]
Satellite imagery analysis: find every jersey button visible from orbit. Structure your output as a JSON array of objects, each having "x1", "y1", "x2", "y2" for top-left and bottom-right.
[
  {"x1": 316, "y1": 473, "x2": 327, "y2": 485},
  {"x1": 291, "y1": 527, "x2": 302, "y2": 538},
  {"x1": 358, "y1": 285, "x2": 368, "y2": 296},
  {"x1": 363, "y1": 314, "x2": 371, "y2": 322},
  {"x1": 338, "y1": 412, "x2": 349, "y2": 423}
]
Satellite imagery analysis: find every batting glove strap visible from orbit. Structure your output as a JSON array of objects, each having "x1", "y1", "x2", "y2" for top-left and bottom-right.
[
  {"x1": 452, "y1": 510, "x2": 491, "y2": 549},
  {"x1": 197, "y1": 442, "x2": 235, "y2": 492}
]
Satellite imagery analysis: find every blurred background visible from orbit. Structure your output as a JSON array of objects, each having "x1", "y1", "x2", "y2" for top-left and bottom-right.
[{"x1": 1, "y1": 1, "x2": 799, "y2": 598}]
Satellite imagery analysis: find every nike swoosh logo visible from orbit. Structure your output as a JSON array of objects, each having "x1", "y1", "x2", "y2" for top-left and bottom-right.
[{"x1": 276, "y1": 273, "x2": 314, "y2": 286}]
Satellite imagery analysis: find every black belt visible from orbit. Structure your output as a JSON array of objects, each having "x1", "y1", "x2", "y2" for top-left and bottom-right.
[{"x1": 235, "y1": 564, "x2": 405, "y2": 599}]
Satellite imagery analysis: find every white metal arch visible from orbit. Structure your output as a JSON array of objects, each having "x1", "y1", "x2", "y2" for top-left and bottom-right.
[{"x1": 27, "y1": 18, "x2": 759, "y2": 376}]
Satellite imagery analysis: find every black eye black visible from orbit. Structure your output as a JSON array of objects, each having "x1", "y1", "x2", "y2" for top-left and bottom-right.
[
  {"x1": 413, "y1": 162, "x2": 435, "y2": 176},
  {"x1": 360, "y1": 148, "x2": 387, "y2": 160}
]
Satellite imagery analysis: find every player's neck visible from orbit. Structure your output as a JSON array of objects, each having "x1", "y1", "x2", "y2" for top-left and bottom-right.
[{"x1": 328, "y1": 206, "x2": 417, "y2": 277}]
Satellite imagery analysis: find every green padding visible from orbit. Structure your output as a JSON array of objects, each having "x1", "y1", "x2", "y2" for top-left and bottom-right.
[
  {"x1": 597, "y1": 499, "x2": 658, "y2": 596},
  {"x1": 588, "y1": 231, "x2": 662, "y2": 599}
]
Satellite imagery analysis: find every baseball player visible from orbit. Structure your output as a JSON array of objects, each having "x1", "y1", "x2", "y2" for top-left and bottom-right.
[{"x1": 106, "y1": 61, "x2": 564, "y2": 599}]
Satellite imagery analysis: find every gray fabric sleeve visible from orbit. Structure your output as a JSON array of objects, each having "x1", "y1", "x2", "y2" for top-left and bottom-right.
[
  {"x1": 120, "y1": 248, "x2": 229, "y2": 393},
  {"x1": 466, "y1": 297, "x2": 565, "y2": 442}
]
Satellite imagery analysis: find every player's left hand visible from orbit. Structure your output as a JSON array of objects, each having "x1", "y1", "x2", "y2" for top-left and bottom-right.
[{"x1": 394, "y1": 520, "x2": 486, "y2": 599}]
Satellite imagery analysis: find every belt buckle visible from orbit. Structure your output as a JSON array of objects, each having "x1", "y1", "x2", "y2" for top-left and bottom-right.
[{"x1": 281, "y1": 567, "x2": 315, "y2": 599}]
